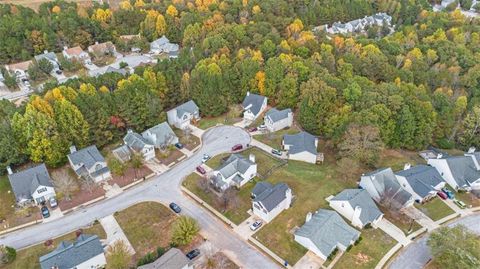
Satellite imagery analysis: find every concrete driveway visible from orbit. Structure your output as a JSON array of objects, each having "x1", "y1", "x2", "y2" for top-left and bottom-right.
[
  {"x1": 99, "y1": 215, "x2": 135, "y2": 254},
  {"x1": 376, "y1": 218, "x2": 411, "y2": 246},
  {"x1": 234, "y1": 214, "x2": 261, "y2": 240},
  {"x1": 402, "y1": 207, "x2": 438, "y2": 231},
  {"x1": 0, "y1": 126, "x2": 279, "y2": 269}
]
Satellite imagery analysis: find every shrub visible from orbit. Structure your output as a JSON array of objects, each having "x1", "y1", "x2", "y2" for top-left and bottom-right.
[
  {"x1": 171, "y1": 216, "x2": 200, "y2": 246},
  {"x1": 327, "y1": 248, "x2": 338, "y2": 261},
  {"x1": 156, "y1": 247, "x2": 165, "y2": 257},
  {"x1": 354, "y1": 236, "x2": 363, "y2": 245},
  {"x1": 0, "y1": 245, "x2": 16, "y2": 264},
  {"x1": 137, "y1": 252, "x2": 156, "y2": 266}
]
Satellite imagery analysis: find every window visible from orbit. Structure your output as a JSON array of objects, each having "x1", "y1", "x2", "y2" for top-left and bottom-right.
[{"x1": 37, "y1": 187, "x2": 47, "y2": 194}]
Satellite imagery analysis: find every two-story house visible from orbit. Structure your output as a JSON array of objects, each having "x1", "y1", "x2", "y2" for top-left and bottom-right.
[
  {"x1": 34, "y1": 50, "x2": 60, "y2": 71},
  {"x1": 251, "y1": 182, "x2": 292, "y2": 223},
  {"x1": 7, "y1": 164, "x2": 56, "y2": 206},
  {"x1": 124, "y1": 130, "x2": 155, "y2": 161},
  {"x1": 68, "y1": 145, "x2": 111, "y2": 183},
  {"x1": 137, "y1": 248, "x2": 192, "y2": 269},
  {"x1": 150, "y1": 35, "x2": 180, "y2": 58},
  {"x1": 62, "y1": 46, "x2": 91, "y2": 64},
  {"x1": 211, "y1": 154, "x2": 257, "y2": 191},
  {"x1": 142, "y1": 122, "x2": 179, "y2": 149},
  {"x1": 394, "y1": 164, "x2": 445, "y2": 203},
  {"x1": 167, "y1": 100, "x2": 200, "y2": 129},
  {"x1": 241, "y1": 92, "x2": 267, "y2": 122},
  {"x1": 264, "y1": 108, "x2": 293, "y2": 132}
]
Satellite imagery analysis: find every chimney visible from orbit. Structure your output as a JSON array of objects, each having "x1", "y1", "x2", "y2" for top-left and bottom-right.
[
  {"x1": 246, "y1": 91, "x2": 250, "y2": 96},
  {"x1": 7, "y1": 166, "x2": 13, "y2": 175},
  {"x1": 404, "y1": 163, "x2": 411, "y2": 170},
  {"x1": 95, "y1": 41, "x2": 99, "y2": 45},
  {"x1": 249, "y1": 154, "x2": 256, "y2": 163},
  {"x1": 437, "y1": 153, "x2": 443, "y2": 159},
  {"x1": 44, "y1": 50, "x2": 48, "y2": 54},
  {"x1": 305, "y1": 212, "x2": 312, "y2": 222},
  {"x1": 70, "y1": 145, "x2": 77, "y2": 154},
  {"x1": 127, "y1": 129, "x2": 133, "y2": 134},
  {"x1": 468, "y1": 147, "x2": 476, "y2": 154}
]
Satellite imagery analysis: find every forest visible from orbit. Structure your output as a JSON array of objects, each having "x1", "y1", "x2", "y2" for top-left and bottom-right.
[{"x1": 1, "y1": 0, "x2": 480, "y2": 174}]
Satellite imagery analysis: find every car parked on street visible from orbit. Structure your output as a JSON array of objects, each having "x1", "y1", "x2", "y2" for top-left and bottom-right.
[
  {"x1": 454, "y1": 199, "x2": 466, "y2": 209},
  {"x1": 201, "y1": 154, "x2": 211, "y2": 163},
  {"x1": 186, "y1": 249, "x2": 200, "y2": 260},
  {"x1": 441, "y1": 188, "x2": 455, "y2": 199},
  {"x1": 175, "y1": 142, "x2": 184, "y2": 149},
  {"x1": 196, "y1": 165, "x2": 206, "y2": 175},
  {"x1": 271, "y1": 149, "x2": 282, "y2": 156},
  {"x1": 49, "y1": 197, "x2": 58, "y2": 208},
  {"x1": 232, "y1": 144, "x2": 243, "y2": 151},
  {"x1": 437, "y1": 191, "x2": 448, "y2": 200},
  {"x1": 169, "y1": 202, "x2": 181, "y2": 213},
  {"x1": 250, "y1": 220, "x2": 263, "y2": 231},
  {"x1": 41, "y1": 206, "x2": 50, "y2": 218}
]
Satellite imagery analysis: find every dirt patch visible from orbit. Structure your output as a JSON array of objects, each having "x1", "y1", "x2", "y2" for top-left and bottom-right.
[
  {"x1": 157, "y1": 149, "x2": 185, "y2": 166},
  {"x1": 198, "y1": 252, "x2": 239, "y2": 269},
  {"x1": 109, "y1": 165, "x2": 153, "y2": 188},
  {"x1": 354, "y1": 253, "x2": 372, "y2": 265},
  {"x1": 58, "y1": 183, "x2": 105, "y2": 211}
]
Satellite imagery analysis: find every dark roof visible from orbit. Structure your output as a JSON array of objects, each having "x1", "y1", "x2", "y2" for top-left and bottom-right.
[
  {"x1": 39, "y1": 234, "x2": 104, "y2": 269},
  {"x1": 8, "y1": 164, "x2": 53, "y2": 202},
  {"x1": 252, "y1": 181, "x2": 273, "y2": 198},
  {"x1": 253, "y1": 182, "x2": 290, "y2": 212},
  {"x1": 283, "y1": 132, "x2": 317, "y2": 155},
  {"x1": 124, "y1": 131, "x2": 153, "y2": 152},
  {"x1": 331, "y1": 189, "x2": 382, "y2": 225},
  {"x1": 173, "y1": 100, "x2": 199, "y2": 118},
  {"x1": 242, "y1": 93, "x2": 266, "y2": 116},
  {"x1": 68, "y1": 145, "x2": 105, "y2": 170},
  {"x1": 142, "y1": 122, "x2": 177, "y2": 147},
  {"x1": 445, "y1": 156, "x2": 480, "y2": 187},
  {"x1": 137, "y1": 248, "x2": 190, "y2": 269},
  {"x1": 362, "y1": 168, "x2": 413, "y2": 207},
  {"x1": 265, "y1": 108, "x2": 292, "y2": 123},
  {"x1": 395, "y1": 165, "x2": 444, "y2": 198}
]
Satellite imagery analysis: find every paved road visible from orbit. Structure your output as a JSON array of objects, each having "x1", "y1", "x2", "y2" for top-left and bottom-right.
[
  {"x1": 0, "y1": 126, "x2": 280, "y2": 269},
  {"x1": 389, "y1": 213, "x2": 480, "y2": 269}
]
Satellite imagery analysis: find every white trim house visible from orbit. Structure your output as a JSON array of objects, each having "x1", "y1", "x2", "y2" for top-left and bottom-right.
[
  {"x1": 7, "y1": 164, "x2": 56, "y2": 206},
  {"x1": 212, "y1": 154, "x2": 257, "y2": 191},
  {"x1": 142, "y1": 122, "x2": 179, "y2": 149},
  {"x1": 394, "y1": 164, "x2": 445, "y2": 203},
  {"x1": 242, "y1": 92, "x2": 267, "y2": 122},
  {"x1": 68, "y1": 145, "x2": 111, "y2": 183},
  {"x1": 329, "y1": 189, "x2": 383, "y2": 228},
  {"x1": 251, "y1": 182, "x2": 292, "y2": 223},
  {"x1": 283, "y1": 132, "x2": 319, "y2": 164},
  {"x1": 264, "y1": 108, "x2": 293, "y2": 132},
  {"x1": 167, "y1": 100, "x2": 200, "y2": 129},
  {"x1": 124, "y1": 130, "x2": 155, "y2": 161}
]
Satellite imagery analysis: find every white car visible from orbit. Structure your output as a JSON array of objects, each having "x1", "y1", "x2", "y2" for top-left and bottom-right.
[
  {"x1": 49, "y1": 197, "x2": 58, "y2": 208},
  {"x1": 250, "y1": 220, "x2": 263, "y2": 231},
  {"x1": 201, "y1": 154, "x2": 211, "y2": 163}
]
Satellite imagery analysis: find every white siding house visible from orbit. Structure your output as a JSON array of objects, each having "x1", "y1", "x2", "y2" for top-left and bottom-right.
[
  {"x1": 394, "y1": 164, "x2": 445, "y2": 203},
  {"x1": 167, "y1": 100, "x2": 200, "y2": 129},
  {"x1": 212, "y1": 154, "x2": 257, "y2": 191},
  {"x1": 329, "y1": 189, "x2": 383, "y2": 228},
  {"x1": 7, "y1": 164, "x2": 56, "y2": 206},
  {"x1": 264, "y1": 108, "x2": 293, "y2": 132},
  {"x1": 142, "y1": 122, "x2": 179, "y2": 149},
  {"x1": 428, "y1": 151, "x2": 480, "y2": 191},
  {"x1": 68, "y1": 145, "x2": 111, "y2": 183},
  {"x1": 251, "y1": 182, "x2": 292, "y2": 223},
  {"x1": 242, "y1": 92, "x2": 267, "y2": 122},
  {"x1": 283, "y1": 132, "x2": 319, "y2": 164},
  {"x1": 124, "y1": 130, "x2": 155, "y2": 161}
]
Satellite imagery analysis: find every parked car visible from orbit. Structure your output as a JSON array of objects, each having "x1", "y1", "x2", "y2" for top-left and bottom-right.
[
  {"x1": 201, "y1": 154, "x2": 211, "y2": 163},
  {"x1": 258, "y1": 124, "x2": 267, "y2": 130},
  {"x1": 186, "y1": 249, "x2": 200, "y2": 260},
  {"x1": 41, "y1": 206, "x2": 50, "y2": 218},
  {"x1": 169, "y1": 202, "x2": 181, "y2": 213},
  {"x1": 175, "y1": 142, "x2": 184, "y2": 149},
  {"x1": 21, "y1": 78, "x2": 29, "y2": 82},
  {"x1": 55, "y1": 70, "x2": 63, "y2": 75},
  {"x1": 232, "y1": 144, "x2": 243, "y2": 151},
  {"x1": 49, "y1": 197, "x2": 58, "y2": 208},
  {"x1": 196, "y1": 165, "x2": 206, "y2": 175},
  {"x1": 271, "y1": 149, "x2": 282, "y2": 156},
  {"x1": 250, "y1": 220, "x2": 263, "y2": 231},
  {"x1": 441, "y1": 188, "x2": 455, "y2": 199},
  {"x1": 454, "y1": 199, "x2": 467, "y2": 209},
  {"x1": 248, "y1": 127, "x2": 258, "y2": 132},
  {"x1": 437, "y1": 191, "x2": 448, "y2": 200}
]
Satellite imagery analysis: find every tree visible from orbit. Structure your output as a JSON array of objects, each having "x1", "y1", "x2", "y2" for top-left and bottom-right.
[
  {"x1": 0, "y1": 245, "x2": 16, "y2": 264},
  {"x1": 130, "y1": 153, "x2": 143, "y2": 179},
  {"x1": 51, "y1": 169, "x2": 79, "y2": 201},
  {"x1": 338, "y1": 124, "x2": 384, "y2": 166},
  {"x1": 171, "y1": 216, "x2": 200, "y2": 246},
  {"x1": 459, "y1": 106, "x2": 480, "y2": 148},
  {"x1": 428, "y1": 225, "x2": 480, "y2": 269},
  {"x1": 106, "y1": 240, "x2": 132, "y2": 269},
  {"x1": 218, "y1": 187, "x2": 240, "y2": 212},
  {"x1": 38, "y1": 58, "x2": 54, "y2": 74},
  {"x1": 109, "y1": 158, "x2": 127, "y2": 177},
  {"x1": 166, "y1": 5, "x2": 178, "y2": 17}
]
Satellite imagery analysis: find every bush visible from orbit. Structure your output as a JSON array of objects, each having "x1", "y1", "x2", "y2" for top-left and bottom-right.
[
  {"x1": 119, "y1": 62, "x2": 128, "y2": 69},
  {"x1": 171, "y1": 216, "x2": 199, "y2": 246},
  {"x1": 156, "y1": 247, "x2": 165, "y2": 257},
  {"x1": 137, "y1": 252, "x2": 156, "y2": 266},
  {"x1": 0, "y1": 245, "x2": 16, "y2": 264},
  {"x1": 364, "y1": 223, "x2": 373, "y2": 229},
  {"x1": 354, "y1": 236, "x2": 363, "y2": 245},
  {"x1": 327, "y1": 248, "x2": 338, "y2": 261}
]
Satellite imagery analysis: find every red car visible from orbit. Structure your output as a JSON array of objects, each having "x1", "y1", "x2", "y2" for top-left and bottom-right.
[
  {"x1": 437, "y1": 191, "x2": 448, "y2": 200},
  {"x1": 232, "y1": 144, "x2": 243, "y2": 151},
  {"x1": 249, "y1": 127, "x2": 258, "y2": 132},
  {"x1": 196, "y1": 166, "x2": 206, "y2": 175}
]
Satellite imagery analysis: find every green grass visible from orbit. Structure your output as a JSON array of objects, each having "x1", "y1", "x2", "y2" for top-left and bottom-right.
[
  {"x1": 455, "y1": 191, "x2": 480, "y2": 207},
  {"x1": 375, "y1": 149, "x2": 425, "y2": 171},
  {"x1": 206, "y1": 153, "x2": 229, "y2": 169},
  {"x1": 115, "y1": 202, "x2": 177, "y2": 257},
  {"x1": 333, "y1": 228, "x2": 396, "y2": 269},
  {"x1": 414, "y1": 198, "x2": 455, "y2": 221},
  {"x1": 3, "y1": 223, "x2": 106, "y2": 269},
  {"x1": 253, "y1": 127, "x2": 300, "y2": 149},
  {"x1": 239, "y1": 148, "x2": 283, "y2": 177},
  {"x1": 197, "y1": 106, "x2": 243, "y2": 130},
  {"x1": 0, "y1": 175, "x2": 15, "y2": 221}
]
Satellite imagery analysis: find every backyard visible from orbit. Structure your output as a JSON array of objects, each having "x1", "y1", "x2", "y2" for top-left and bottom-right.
[
  {"x1": 253, "y1": 126, "x2": 300, "y2": 149},
  {"x1": 414, "y1": 198, "x2": 455, "y2": 221}
]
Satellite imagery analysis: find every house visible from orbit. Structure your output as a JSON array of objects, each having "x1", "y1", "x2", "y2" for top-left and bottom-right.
[
  {"x1": 251, "y1": 182, "x2": 292, "y2": 223},
  {"x1": 419, "y1": 146, "x2": 450, "y2": 161},
  {"x1": 111, "y1": 55, "x2": 155, "y2": 72},
  {"x1": 329, "y1": 189, "x2": 383, "y2": 228},
  {"x1": 394, "y1": 164, "x2": 445, "y2": 203},
  {"x1": 359, "y1": 168, "x2": 414, "y2": 209},
  {"x1": 294, "y1": 209, "x2": 361, "y2": 260},
  {"x1": 62, "y1": 46, "x2": 91, "y2": 64},
  {"x1": 167, "y1": 100, "x2": 200, "y2": 129},
  {"x1": 7, "y1": 164, "x2": 56, "y2": 206},
  {"x1": 112, "y1": 145, "x2": 132, "y2": 163},
  {"x1": 88, "y1": 66, "x2": 128, "y2": 77},
  {"x1": 427, "y1": 148, "x2": 480, "y2": 191},
  {"x1": 264, "y1": 108, "x2": 293, "y2": 132},
  {"x1": 137, "y1": 248, "x2": 192, "y2": 269},
  {"x1": 68, "y1": 145, "x2": 111, "y2": 183},
  {"x1": 6, "y1": 60, "x2": 33, "y2": 80},
  {"x1": 142, "y1": 122, "x2": 179, "y2": 149},
  {"x1": 34, "y1": 50, "x2": 60, "y2": 71},
  {"x1": 325, "y1": 13, "x2": 393, "y2": 35},
  {"x1": 39, "y1": 234, "x2": 106, "y2": 269},
  {"x1": 150, "y1": 35, "x2": 180, "y2": 58},
  {"x1": 241, "y1": 92, "x2": 267, "y2": 122},
  {"x1": 88, "y1": 41, "x2": 116, "y2": 58},
  {"x1": 124, "y1": 130, "x2": 155, "y2": 161},
  {"x1": 212, "y1": 154, "x2": 257, "y2": 191},
  {"x1": 283, "y1": 132, "x2": 319, "y2": 164}
]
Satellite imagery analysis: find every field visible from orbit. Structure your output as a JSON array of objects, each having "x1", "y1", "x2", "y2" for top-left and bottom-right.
[{"x1": 197, "y1": 106, "x2": 243, "y2": 130}]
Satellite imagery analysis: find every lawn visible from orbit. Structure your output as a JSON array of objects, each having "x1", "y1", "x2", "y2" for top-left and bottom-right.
[
  {"x1": 414, "y1": 198, "x2": 455, "y2": 221},
  {"x1": 3, "y1": 223, "x2": 105, "y2": 269},
  {"x1": 0, "y1": 175, "x2": 15, "y2": 222},
  {"x1": 240, "y1": 148, "x2": 284, "y2": 177},
  {"x1": 197, "y1": 106, "x2": 243, "y2": 130},
  {"x1": 253, "y1": 126, "x2": 300, "y2": 149},
  {"x1": 114, "y1": 202, "x2": 177, "y2": 258},
  {"x1": 455, "y1": 191, "x2": 480, "y2": 207},
  {"x1": 333, "y1": 228, "x2": 396, "y2": 269},
  {"x1": 375, "y1": 149, "x2": 425, "y2": 171}
]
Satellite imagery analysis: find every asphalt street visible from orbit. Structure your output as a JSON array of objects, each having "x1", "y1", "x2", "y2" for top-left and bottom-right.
[{"x1": 0, "y1": 126, "x2": 280, "y2": 269}]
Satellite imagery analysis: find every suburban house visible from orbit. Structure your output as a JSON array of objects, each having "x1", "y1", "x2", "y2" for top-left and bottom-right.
[
  {"x1": 212, "y1": 154, "x2": 257, "y2": 191},
  {"x1": 167, "y1": 100, "x2": 200, "y2": 129},
  {"x1": 137, "y1": 248, "x2": 192, "y2": 269},
  {"x1": 264, "y1": 108, "x2": 293, "y2": 132},
  {"x1": 34, "y1": 50, "x2": 60, "y2": 71},
  {"x1": 142, "y1": 122, "x2": 179, "y2": 149},
  {"x1": 319, "y1": 13, "x2": 393, "y2": 35},
  {"x1": 88, "y1": 41, "x2": 116, "y2": 58},
  {"x1": 294, "y1": 209, "x2": 361, "y2": 260},
  {"x1": 251, "y1": 182, "x2": 292, "y2": 223},
  {"x1": 7, "y1": 164, "x2": 56, "y2": 206},
  {"x1": 419, "y1": 147, "x2": 450, "y2": 161},
  {"x1": 359, "y1": 168, "x2": 414, "y2": 209},
  {"x1": 150, "y1": 35, "x2": 180, "y2": 58},
  {"x1": 68, "y1": 145, "x2": 111, "y2": 183},
  {"x1": 241, "y1": 92, "x2": 267, "y2": 122},
  {"x1": 112, "y1": 145, "x2": 132, "y2": 163},
  {"x1": 428, "y1": 149, "x2": 480, "y2": 191},
  {"x1": 39, "y1": 234, "x2": 106, "y2": 269},
  {"x1": 88, "y1": 66, "x2": 127, "y2": 77},
  {"x1": 394, "y1": 164, "x2": 445, "y2": 203},
  {"x1": 329, "y1": 189, "x2": 383, "y2": 229},
  {"x1": 282, "y1": 132, "x2": 319, "y2": 164},
  {"x1": 124, "y1": 130, "x2": 155, "y2": 161},
  {"x1": 62, "y1": 46, "x2": 91, "y2": 64},
  {"x1": 111, "y1": 55, "x2": 155, "y2": 72},
  {"x1": 6, "y1": 60, "x2": 33, "y2": 80}
]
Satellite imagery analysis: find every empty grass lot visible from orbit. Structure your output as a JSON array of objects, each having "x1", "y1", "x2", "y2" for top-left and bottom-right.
[
  {"x1": 2, "y1": 223, "x2": 105, "y2": 269},
  {"x1": 414, "y1": 198, "x2": 455, "y2": 221},
  {"x1": 115, "y1": 202, "x2": 177, "y2": 258}
]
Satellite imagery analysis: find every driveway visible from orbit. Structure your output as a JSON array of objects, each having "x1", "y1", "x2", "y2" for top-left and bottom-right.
[
  {"x1": 402, "y1": 207, "x2": 438, "y2": 231},
  {"x1": 99, "y1": 215, "x2": 135, "y2": 254},
  {"x1": 376, "y1": 218, "x2": 410, "y2": 246},
  {"x1": 388, "y1": 213, "x2": 480, "y2": 269},
  {"x1": 0, "y1": 126, "x2": 279, "y2": 269},
  {"x1": 234, "y1": 214, "x2": 261, "y2": 240}
]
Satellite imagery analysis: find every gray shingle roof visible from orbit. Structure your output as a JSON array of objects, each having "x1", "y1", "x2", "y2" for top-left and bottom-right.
[
  {"x1": 112, "y1": 145, "x2": 131, "y2": 162},
  {"x1": 444, "y1": 156, "x2": 480, "y2": 187},
  {"x1": 8, "y1": 164, "x2": 53, "y2": 202},
  {"x1": 89, "y1": 66, "x2": 127, "y2": 77},
  {"x1": 137, "y1": 248, "x2": 190, "y2": 269},
  {"x1": 142, "y1": 122, "x2": 177, "y2": 148},
  {"x1": 295, "y1": 210, "x2": 360, "y2": 257},
  {"x1": 124, "y1": 131, "x2": 153, "y2": 152},
  {"x1": 39, "y1": 234, "x2": 104, "y2": 269},
  {"x1": 68, "y1": 145, "x2": 105, "y2": 171},
  {"x1": 283, "y1": 132, "x2": 317, "y2": 155},
  {"x1": 253, "y1": 182, "x2": 290, "y2": 212},
  {"x1": 216, "y1": 154, "x2": 255, "y2": 179},
  {"x1": 363, "y1": 168, "x2": 413, "y2": 207},
  {"x1": 395, "y1": 165, "x2": 444, "y2": 198},
  {"x1": 173, "y1": 100, "x2": 199, "y2": 118},
  {"x1": 34, "y1": 51, "x2": 58, "y2": 63},
  {"x1": 331, "y1": 189, "x2": 382, "y2": 225},
  {"x1": 265, "y1": 108, "x2": 292, "y2": 123},
  {"x1": 252, "y1": 181, "x2": 273, "y2": 198},
  {"x1": 242, "y1": 93, "x2": 266, "y2": 116}
]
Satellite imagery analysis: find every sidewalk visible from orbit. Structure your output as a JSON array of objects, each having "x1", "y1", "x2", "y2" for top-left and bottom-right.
[
  {"x1": 376, "y1": 218, "x2": 411, "y2": 246},
  {"x1": 100, "y1": 215, "x2": 135, "y2": 254}
]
